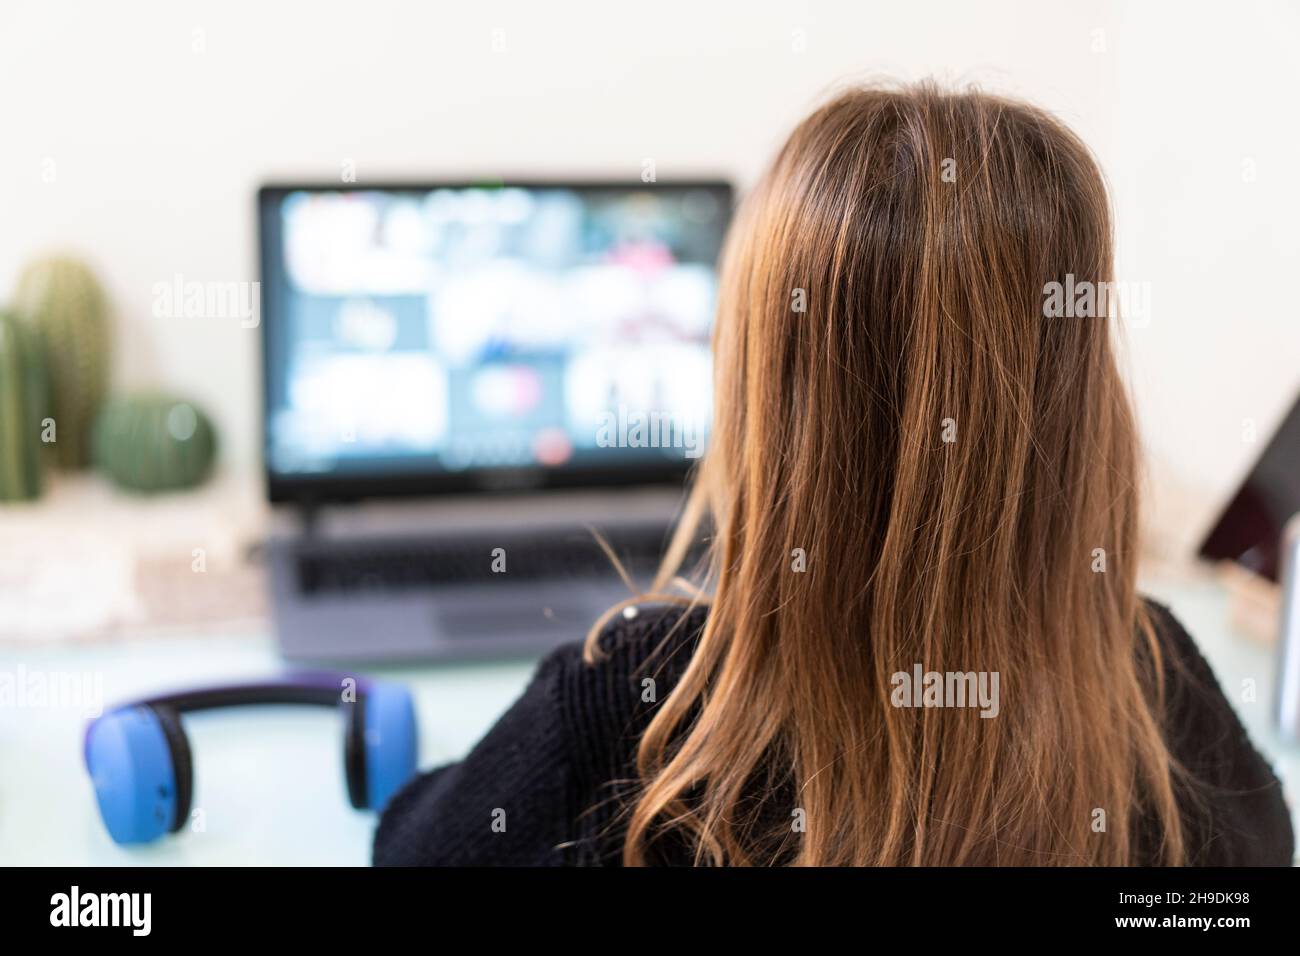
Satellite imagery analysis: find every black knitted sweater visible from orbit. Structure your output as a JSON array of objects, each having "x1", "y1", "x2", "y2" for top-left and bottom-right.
[{"x1": 373, "y1": 601, "x2": 1294, "y2": 866}]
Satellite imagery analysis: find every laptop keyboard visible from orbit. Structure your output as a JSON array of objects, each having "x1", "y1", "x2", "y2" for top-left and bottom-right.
[{"x1": 294, "y1": 525, "x2": 682, "y2": 596}]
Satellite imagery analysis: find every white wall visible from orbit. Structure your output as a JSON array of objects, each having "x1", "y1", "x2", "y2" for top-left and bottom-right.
[{"x1": 2, "y1": 0, "x2": 1296, "y2": 548}]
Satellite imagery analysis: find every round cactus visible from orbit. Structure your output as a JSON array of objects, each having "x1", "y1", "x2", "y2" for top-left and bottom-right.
[
  {"x1": 12, "y1": 255, "x2": 111, "y2": 469},
  {"x1": 0, "y1": 311, "x2": 50, "y2": 501},
  {"x1": 93, "y1": 394, "x2": 217, "y2": 493}
]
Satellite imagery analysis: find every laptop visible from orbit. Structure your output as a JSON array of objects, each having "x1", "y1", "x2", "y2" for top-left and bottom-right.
[
  {"x1": 1199, "y1": 389, "x2": 1300, "y2": 582},
  {"x1": 257, "y1": 179, "x2": 733, "y2": 662}
]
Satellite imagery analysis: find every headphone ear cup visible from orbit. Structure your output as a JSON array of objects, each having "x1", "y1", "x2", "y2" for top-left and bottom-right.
[
  {"x1": 150, "y1": 706, "x2": 194, "y2": 833},
  {"x1": 343, "y1": 684, "x2": 418, "y2": 811},
  {"x1": 84, "y1": 705, "x2": 191, "y2": 844},
  {"x1": 343, "y1": 697, "x2": 368, "y2": 810},
  {"x1": 363, "y1": 683, "x2": 418, "y2": 811}
]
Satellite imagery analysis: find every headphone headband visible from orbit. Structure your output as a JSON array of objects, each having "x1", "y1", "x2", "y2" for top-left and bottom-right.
[{"x1": 132, "y1": 673, "x2": 370, "y2": 715}]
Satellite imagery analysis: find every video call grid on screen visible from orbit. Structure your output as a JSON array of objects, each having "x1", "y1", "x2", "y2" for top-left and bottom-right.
[{"x1": 258, "y1": 181, "x2": 732, "y2": 499}]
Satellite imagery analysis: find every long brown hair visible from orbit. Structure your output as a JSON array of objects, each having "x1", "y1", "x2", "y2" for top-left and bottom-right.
[{"x1": 587, "y1": 82, "x2": 1184, "y2": 866}]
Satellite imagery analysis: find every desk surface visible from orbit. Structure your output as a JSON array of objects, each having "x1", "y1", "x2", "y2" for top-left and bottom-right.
[{"x1": 1, "y1": 574, "x2": 1296, "y2": 865}]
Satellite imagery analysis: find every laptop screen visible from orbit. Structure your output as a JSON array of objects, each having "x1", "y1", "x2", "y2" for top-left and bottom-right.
[{"x1": 259, "y1": 181, "x2": 732, "y2": 500}]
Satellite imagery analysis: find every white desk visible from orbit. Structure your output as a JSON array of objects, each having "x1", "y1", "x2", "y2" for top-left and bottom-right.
[
  {"x1": 1, "y1": 575, "x2": 1296, "y2": 865},
  {"x1": 0, "y1": 632, "x2": 536, "y2": 865}
]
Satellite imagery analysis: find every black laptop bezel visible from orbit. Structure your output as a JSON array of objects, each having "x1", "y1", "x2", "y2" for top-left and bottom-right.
[{"x1": 257, "y1": 178, "x2": 732, "y2": 505}]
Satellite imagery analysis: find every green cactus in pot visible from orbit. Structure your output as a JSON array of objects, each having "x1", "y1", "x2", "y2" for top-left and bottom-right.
[
  {"x1": 93, "y1": 393, "x2": 218, "y2": 493},
  {"x1": 12, "y1": 255, "x2": 112, "y2": 469},
  {"x1": 0, "y1": 311, "x2": 50, "y2": 501}
]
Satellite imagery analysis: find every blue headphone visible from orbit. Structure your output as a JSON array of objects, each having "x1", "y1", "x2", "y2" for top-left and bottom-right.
[{"x1": 83, "y1": 675, "x2": 418, "y2": 845}]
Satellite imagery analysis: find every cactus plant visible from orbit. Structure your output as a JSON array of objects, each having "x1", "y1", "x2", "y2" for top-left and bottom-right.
[
  {"x1": 0, "y1": 311, "x2": 50, "y2": 501},
  {"x1": 12, "y1": 255, "x2": 111, "y2": 469},
  {"x1": 93, "y1": 393, "x2": 217, "y2": 493}
]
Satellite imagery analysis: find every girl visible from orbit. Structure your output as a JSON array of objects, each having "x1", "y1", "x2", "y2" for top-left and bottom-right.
[{"x1": 375, "y1": 83, "x2": 1293, "y2": 866}]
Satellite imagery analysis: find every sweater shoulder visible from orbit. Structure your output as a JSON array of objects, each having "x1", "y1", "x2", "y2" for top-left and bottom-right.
[
  {"x1": 542, "y1": 600, "x2": 708, "y2": 691},
  {"x1": 548, "y1": 602, "x2": 707, "y2": 724},
  {"x1": 374, "y1": 602, "x2": 708, "y2": 866},
  {"x1": 1141, "y1": 597, "x2": 1295, "y2": 865},
  {"x1": 593, "y1": 600, "x2": 709, "y2": 669},
  {"x1": 541, "y1": 601, "x2": 708, "y2": 862}
]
